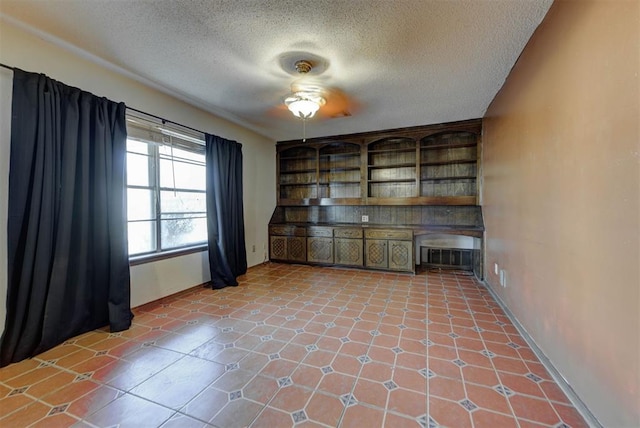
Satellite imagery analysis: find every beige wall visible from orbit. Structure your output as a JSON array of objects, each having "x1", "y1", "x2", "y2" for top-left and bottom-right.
[
  {"x1": 0, "y1": 20, "x2": 276, "y2": 331},
  {"x1": 482, "y1": 1, "x2": 639, "y2": 426}
]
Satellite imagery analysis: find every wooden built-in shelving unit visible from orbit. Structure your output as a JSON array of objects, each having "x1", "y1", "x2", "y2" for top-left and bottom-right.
[
  {"x1": 276, "y1": 119, "x2": 480, "y2": 206},
  {"x1": 271, "y1": 119, "x2": 484, "y2": 276}
]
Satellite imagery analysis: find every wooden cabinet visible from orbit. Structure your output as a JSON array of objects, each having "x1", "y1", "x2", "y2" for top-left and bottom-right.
[
  {"x1": 270, "y1": 119, "x2": 484, "y2": 275},
  {"x1": 269, "y1": 225, "x2": 368, "y2": 268},
  {"x1": 269, "y1": 226, "x2": 306, "y2": 262},
  {"x1": 364, "y1": 229, "x2": 414, "y2": 272},
  {"x1": 388, "y1": 240, "x2": 414, "y2": 271},
  {"x1": 270, "y1": 236, "x2": 306, "y2": 262},
  {"x1": 306, "y1": 226, "x2": 334, "y2": 263},
  {"x1": 307, "y1": 237, "x2": 333, "y2": 263},
  {"x1": 334, "y1": 228, "x2": 364, "y2": 266},
  {"x1": 364, "y1": 239, "x2": 388, "y2": 269}
]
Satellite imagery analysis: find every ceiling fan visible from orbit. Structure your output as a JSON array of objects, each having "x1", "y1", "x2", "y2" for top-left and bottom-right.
[
  {"x1": 280, "y1": 57, "x2": 354, "y2": 121},
  {"x1": 284, "y1": 61, "x2": 326, "y2": 119}
]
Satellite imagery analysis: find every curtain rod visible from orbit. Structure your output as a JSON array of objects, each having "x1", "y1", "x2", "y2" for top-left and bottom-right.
[
  {"x1": 126, "y1": 107, "x2": 205, "y2": 136},
  {"x1": 0, "y1": 62, "x2": 206, "y2": 137}
]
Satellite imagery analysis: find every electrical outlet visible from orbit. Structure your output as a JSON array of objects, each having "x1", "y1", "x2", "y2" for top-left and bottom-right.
[
  {"x1": 252, "y1": 244, "x2": 256, "y2": 253},
  {"x1": 361, "y1": 215, "x2": 369, "y2": 223},
  {"x1": 494, "y1": 263, "x2": 499, "y2": 275}
]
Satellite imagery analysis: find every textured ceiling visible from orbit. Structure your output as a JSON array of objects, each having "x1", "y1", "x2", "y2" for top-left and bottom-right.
[{"x1": 0, "y1": 0, "x2": 552, "y2": 141}]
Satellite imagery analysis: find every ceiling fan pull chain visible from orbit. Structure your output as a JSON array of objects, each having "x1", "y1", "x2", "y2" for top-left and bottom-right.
[{"x1": 302, "y1": 118, "x2": 306, "y2": 142}]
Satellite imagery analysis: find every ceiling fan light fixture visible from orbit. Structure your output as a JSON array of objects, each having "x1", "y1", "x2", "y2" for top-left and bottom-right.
[{"x1": 285, "y1": 92, "x2": 325, "y2": 119}]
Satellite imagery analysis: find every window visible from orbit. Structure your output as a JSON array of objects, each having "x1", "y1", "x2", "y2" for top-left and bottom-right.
[{"x1": 126, "y1": 115, "x2": 207, "y2": 258}]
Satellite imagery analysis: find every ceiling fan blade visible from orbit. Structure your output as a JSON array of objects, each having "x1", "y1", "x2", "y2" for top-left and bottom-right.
[{"x1": 317, "y1": 87, "x2": 357, "y2": 119}]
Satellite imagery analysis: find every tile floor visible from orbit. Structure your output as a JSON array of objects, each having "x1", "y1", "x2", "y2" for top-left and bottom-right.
[{"x1": 0, "y1": 263, "x2": 589, "y2": 428}]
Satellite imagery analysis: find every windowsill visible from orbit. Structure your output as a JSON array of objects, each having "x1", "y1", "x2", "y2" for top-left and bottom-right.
[{"x1": 129, "y1": 244, "x2": 208, "y2": 266}]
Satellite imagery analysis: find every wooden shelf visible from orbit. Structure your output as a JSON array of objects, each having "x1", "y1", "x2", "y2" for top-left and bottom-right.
[
  {"x1": 280, "y1": 168, "x2": 317, "y2": 174},
  {"x1": 413, "y1": 226, "x2": 483, "y2": 238},
  {"x1": 316, "y1": 197, "x2": 363, "y2": 206},
  {"x1": 320, "y1": 181, "x2": 361, "y2": 185},
  {"x1": 319, "y1": 153, "x2": 360, "y2": 158},
  {"x1": 279, "y1": 182, "x2": 317, "y2": 187},
  {"x1": 368, "y1": 147, "x2": 416, "y2": 154},
  {"x1": 367, "y1": 196, "x2": 477, "y2": 205},
  {"x1": 420, "y1": 159, "x2": 476, "y2": 166},
  {"x1": 368, "y1": 178, "x2": 416, "y2": 184},
  {"x1": 319, "y1": 167, "x2": 361, "y2": 172},
  {"x1": 368, "y1": 162, "x2": 416, "y2": 169},
  {"x1": 279, "y1": 155, "x2": 317, "y2": 161},
  {"x1": 420, "y1": 142, "x2": 477, "y2": 150},
  {"x1": 420, "y1": 175, "x2": 477, "y2": 181},
  {"x1": 278, "y1": 198, "x2": 320, "y2": 206}
]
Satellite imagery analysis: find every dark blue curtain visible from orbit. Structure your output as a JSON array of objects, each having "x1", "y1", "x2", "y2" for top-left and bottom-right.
[
  {"x1": 205, "y1": 134, "x2": 247, "y2": 288},
  {"x1": 0, "y1": 69, "x2": 132, "y2": 367}
]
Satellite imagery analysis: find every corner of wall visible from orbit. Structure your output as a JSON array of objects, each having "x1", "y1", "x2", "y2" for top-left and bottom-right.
[{"x1": 0, "y1": 68, "x2": 13, "y2": 334}]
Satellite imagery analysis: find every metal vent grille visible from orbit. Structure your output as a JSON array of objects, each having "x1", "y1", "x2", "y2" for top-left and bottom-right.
[{"x1": 423, "y1": 247, "x2": 473, "y2": 271}]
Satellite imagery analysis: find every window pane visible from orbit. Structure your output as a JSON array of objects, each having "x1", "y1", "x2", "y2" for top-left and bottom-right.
[
  {"x1": 160, "y1": 159, "x2": 205, "y2": 190},
  {"x1": 127, "y1": 139, "x2": 150, "y2": 155},
  {"x1": 127, "y1": 152, "x2": 152, "y2": 186},
  {"x1": 128, "y1": 220, "x2": 157, "y2": 255},
  {"x1": 161, "y1": 217, "x2": 207, "y2": 250},
  {"x1": 159, "y1": 145, "x2": 204, "y2": 162},
  {"x1": 160, "y1": 190, "x2": 206, "y2": 214},
  {"x1": 128, "y1": 188, "x2": 155, "y2": 220}
]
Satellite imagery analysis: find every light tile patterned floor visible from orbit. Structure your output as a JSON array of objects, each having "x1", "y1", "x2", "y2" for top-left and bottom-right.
[{"x1": 0, "y1": 263, "x2": 589, "y2": 427}]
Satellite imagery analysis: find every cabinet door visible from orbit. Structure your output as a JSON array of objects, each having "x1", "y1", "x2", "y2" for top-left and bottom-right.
[
  {"x1": 287, "y1": 237, "x2": 307, "y2": 262},
  {"x1": 388, "y1": 240, "x2": 413, "y2": 272},
  {"x1": 307, "y1": 237, "x2": 334, "y2": 263},
  {"x1": 365, "y1": 239, "x2": 388, "y2": 269},
  {"x1": 335, "y1": 238, "x2": 363, "y2": 266},
  {"x1": 270, "y1": 236, "x2": 287, "y2": 260}
]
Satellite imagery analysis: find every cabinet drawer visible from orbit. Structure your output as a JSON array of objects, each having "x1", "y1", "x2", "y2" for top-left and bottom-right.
[
  {"x1": 334, "y1": 228, "x2": 363, "y2": 239},
  {"x1": 307, "y1": 226, "x2": 333, "y2": 237},
  {"x1": 270, "y1": 225, "x2": 305, "y2": 236},
  {"x1": 364, "y1": 229, "x2": 413, "y2": 240},
  {"x1": 270, "y1": 225, "x2": 292, "y2": 235}
]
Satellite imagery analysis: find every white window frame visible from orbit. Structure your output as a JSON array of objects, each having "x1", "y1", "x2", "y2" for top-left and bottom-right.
[{"x1": 126, "y1": 113, "x2": 208, "y2": 263}]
